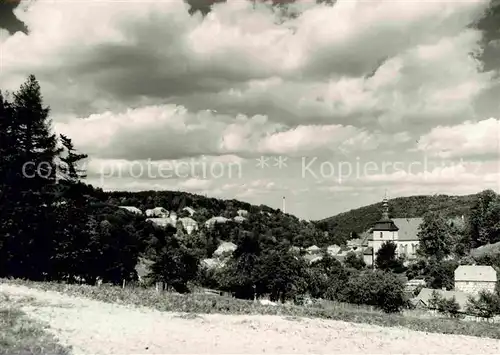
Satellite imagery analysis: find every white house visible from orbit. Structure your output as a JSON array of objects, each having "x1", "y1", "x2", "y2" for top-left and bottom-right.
[
  {"x1": 145, "y1": 207, "x2": 169, "y2": 218},
  {"x1": 179, "y1": 217, "x2": 198, "y2": 235},
  {"x1": 213, "y1": 241, "x2": 237, "y2": 258},
  {"x1": 234, "y1": 215, "x2": 246, "y2": 223},
  {"x1": 205, "y1": 216, "x2": 230, "y2": 228},
  {"x1": 306, "y1": 245, "x2": 321, "y2": 254},
  {"x1": 118, "y1": 206, "x2": 142, "y2": 215},
  {"x1": 182, "y1": 206, "x2": 196, "y2": 216},
  {"x1": 146, "y1": 217, "x2": 176, "y2": 228},
  {"x1": 454, "y1": 265, "x2": 498, "y2": 295},
  {"x1": 327, "y1": 245, "x2": 341, "y2": 256},
  {"x1": 237, "y1": 209, "x2": 249, "y2": 217}
]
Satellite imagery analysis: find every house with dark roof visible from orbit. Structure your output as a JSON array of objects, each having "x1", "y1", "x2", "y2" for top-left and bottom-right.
[
  {"x1": 413, "y1": 288, "x2": 471, "y2": 313},
  {"x1": 362, "y1": 194, "x2": 424, "y2": 264}
]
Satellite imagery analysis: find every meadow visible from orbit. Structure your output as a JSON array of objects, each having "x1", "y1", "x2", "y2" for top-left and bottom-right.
[
  {"x1": 3, "y1": 279, "x2": 500, "y2": 340},
  {"x1": 0, "y1": 292, "x2": 70, "y2": 355}
]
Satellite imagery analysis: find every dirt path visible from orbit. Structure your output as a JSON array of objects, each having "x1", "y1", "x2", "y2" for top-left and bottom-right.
[{"x1": 1, "y1": 284, "x2": 500, "y2": 354}]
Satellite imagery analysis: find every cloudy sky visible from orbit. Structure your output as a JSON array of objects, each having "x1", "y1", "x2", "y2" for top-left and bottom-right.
[{"x1": 1, "y1": 0, "x2": 499, "y2": 220}]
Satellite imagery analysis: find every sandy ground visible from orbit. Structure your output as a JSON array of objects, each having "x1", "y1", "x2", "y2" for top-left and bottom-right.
[{"x1": 1, "y1": 284, "x2": 500, "y2": 354}]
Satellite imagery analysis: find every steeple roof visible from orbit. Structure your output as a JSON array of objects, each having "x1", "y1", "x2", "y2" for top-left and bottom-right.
[{"x1": 372, "y1": 192, "x2": 399, "y2": 231}]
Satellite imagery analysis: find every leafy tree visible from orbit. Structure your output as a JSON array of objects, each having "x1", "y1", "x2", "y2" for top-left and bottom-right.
[
  {"x1": 218, "y1": 231, "x2": 262, "y2": 299},
  {"x1": 417, "y1": 212, "x2": 453, "y2": 261},
  {"x1": 424, "y1": 259, "x2": 458, "y2": 291},
  {"x1": 466, "y1": 290, "x2": 500, "y2": 319},
  {"x1": 149, "y1": 231, "x2": 199, "y2": 293},
  {"x1": 428, "y1": 290, "x2": 442, "y2": 309},
  {"x1": 375, "y1": 241, "x2": 404, "y2": 272},
  {"x1": 469, "y1": 189, "x2": 500, "y2": 248},
  {"x1": 308, "y1": 253, "x2": 348, "y2": 300},
  {"x1": 344, "y1": 252, "x2": 366, "y2": 270},
  {"x1": 257, "y1": 248, "x2": 309, "y2": 303},
  {"x1": 340, "y1": 270, "x2": 407, "y2": 313},
  {"x1": 405, "y1": 259, "x2": 427, "y2": 280},
  {"x1": 429, "y1": 291, "x2": 461, "y2": 318}
]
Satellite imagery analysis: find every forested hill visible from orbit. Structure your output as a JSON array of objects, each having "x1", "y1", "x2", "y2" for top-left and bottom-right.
[
  {"x1": 85, "y1": 189, "x2": 336, "y2": 247},
  {"x1": 314, "y1": 193, "x2": 483, "y2": 242},
  {"x1": 100, "y1": 190, "x2": 278, "y2": 218}
]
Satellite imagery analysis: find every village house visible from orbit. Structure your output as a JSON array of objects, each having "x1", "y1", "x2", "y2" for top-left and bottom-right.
[
  {"x1": 118, "y1": 206, "x2": 143, "y2": 215},
  {"x1": 233, "y1": 216, "x2": 246, "y2": 223},
  {"x1": 179, "y1": 217, "x2": 198, "y2": 235},
  {"x1": 412, "y1": 265, "x2": 499, "y2": 316},
  {"x1": 413, "y1": 288, "x2": 471, "y2": 314},
  {"x1": 454, "y1": 265, "x2": 498, "y2": 295},
  {"x1": 145, "y1": 207, "x2": 169, "y2": 218},
  {"x1": 146, "y1": 217, "x2": 176, "y2": 228},
  {"x1": 182, "y1": 206, "x2": 196, "y2": 216},
  {"x1": 201, "y1": 241, "x2": 237, "y2": 270},
  {"x1": 205, "y1": 216, "x2": 230, "y2": 228},
  {"x1": 237, "y1": 209, "x2": 249, "y2": 217}
]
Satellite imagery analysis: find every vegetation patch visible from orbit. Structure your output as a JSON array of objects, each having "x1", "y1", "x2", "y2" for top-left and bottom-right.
[
  {"x1": 0, "y1": 294, "x2": 70, "y2": 355},
  {"x1": 5, "y1": 279, "x2": 500, "y2": 340}
]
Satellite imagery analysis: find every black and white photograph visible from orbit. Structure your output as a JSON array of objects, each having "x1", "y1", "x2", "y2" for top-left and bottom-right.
[{"x1": 1, "y1": 0, "x2": 500, "y2": 353}]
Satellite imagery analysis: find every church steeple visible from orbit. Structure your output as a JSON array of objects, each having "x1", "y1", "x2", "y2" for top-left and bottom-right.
[{"x1": 381, "y1": 190, "x2": 390, "y2": 221}]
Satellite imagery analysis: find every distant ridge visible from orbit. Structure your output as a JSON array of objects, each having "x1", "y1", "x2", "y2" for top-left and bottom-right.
[{"x1": 313, "y1": 193, "x2": 482, "y2": 244}]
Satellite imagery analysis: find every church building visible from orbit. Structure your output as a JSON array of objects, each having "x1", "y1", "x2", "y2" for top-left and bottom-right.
[{"x1": 363, "y1": 195, "x2": 423, "y2": 266}]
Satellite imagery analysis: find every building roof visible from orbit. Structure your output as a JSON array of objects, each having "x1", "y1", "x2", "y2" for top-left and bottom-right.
[
  {"x1": 179, "y1": 217, "x2": 197, "y2": 227},
  {"x1": 146, "y1": 217, "x2": 176, "y2": 228},
  {"x1": 327, "y1": 245, "x2": 341, "y2": 254},
  {"x1": 414, "y1": 288, "x2": 472, "y2": 312},
  {"x1": 392, "y1": 218, "x2": 423, "y2": 241},
  {"x1": 182, "y1": 206, "x2": 196, "y2": 216},
  {"x1": 454, "y1": 265, "x2": 498, "y2": 282},
  {"x1": 146, "y1": 207, "x2": 169, "y2": 217},
  {"x1": 201, "y1": 258, "x2": 222, "y2": 269},
  {"x1": 304, "y1": 254, "x2": 323, "y2": 264},
  {"x1": 205, "y1": 216, "x2": 230, "y2": 227},
  {"x1": 213, "y1": 241, "x2": 237, "y2": 258},
  {"x1": 371, "y1": 220, "x2": 399, "y2": 232},
  {"x1": 363, "y1": 247, "x2": 373, "y2": 255},
  {"x1": 332, "y1": 254, "x2": 346, "y2": 263},
  {"x1": 237, "y1": 209, "x2": 249, "y2": 217},
  {"x1": 118, "y1": 206, "x2": 142, "y2": 214},
  {"x1": 366, "y1": 217, "x2": 423, "y2": 241},
  {"x1": 306, "y1": 245, "x2": 321, "y2": 253},
  {"x1": 347, "y1": 238, "x2": 363, "y2": 247}
]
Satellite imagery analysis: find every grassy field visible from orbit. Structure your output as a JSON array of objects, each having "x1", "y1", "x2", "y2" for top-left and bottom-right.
[
  {"x1": 0, "y1": 293, "x2": 70, "y2": 355},
  {"x1": 4, "y1": 279, "x2": 500, "y2": 340}
]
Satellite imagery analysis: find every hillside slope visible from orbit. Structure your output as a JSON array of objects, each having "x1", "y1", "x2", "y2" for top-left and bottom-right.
[
  {"x1": 314, "y1": 193, "x2": 481, "y2": 242},
  {"x1": 92, "y1": 189, "x2": 330, "y2": 247}
]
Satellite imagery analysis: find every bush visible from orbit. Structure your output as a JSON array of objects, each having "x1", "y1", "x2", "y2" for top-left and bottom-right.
[
  {"x1": 429, "y1": 291, "x2": 462, "y2": 318},
  {"x1": 466, "y1": 290, "x2": 500, "y2": 319},
  {"x1": 340, "y1": 270, "x2": 407, "y2": 313}
]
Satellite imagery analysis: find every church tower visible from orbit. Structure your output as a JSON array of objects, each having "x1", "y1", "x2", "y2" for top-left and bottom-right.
[{"x1": 371, "y1": 192, "x2": 399, "y2": 261}]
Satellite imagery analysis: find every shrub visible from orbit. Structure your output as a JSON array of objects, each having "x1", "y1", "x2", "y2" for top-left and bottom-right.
[
  {"x1": 429, "y1": 290, "x2": 461, "y2": 318},
  {"x1": 466, "y1": 290, "x2": 500, "y2": 319},
  {"x1": 340, "y1": 270, "x2": 407, "y2": 313}
]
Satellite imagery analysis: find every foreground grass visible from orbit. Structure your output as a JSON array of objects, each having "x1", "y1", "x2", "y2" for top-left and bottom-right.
[
  {"x1": 4, "y1": 279, "x2": 500, "y2": 340},
  {"x1": 0, "y1": 294, "x2": 70, "y2": 355}
]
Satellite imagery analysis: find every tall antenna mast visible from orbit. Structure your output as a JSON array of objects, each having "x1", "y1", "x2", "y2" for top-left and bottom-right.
[{"x1": 282, "y1": 196, "x2": 286, "y2": 214}]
